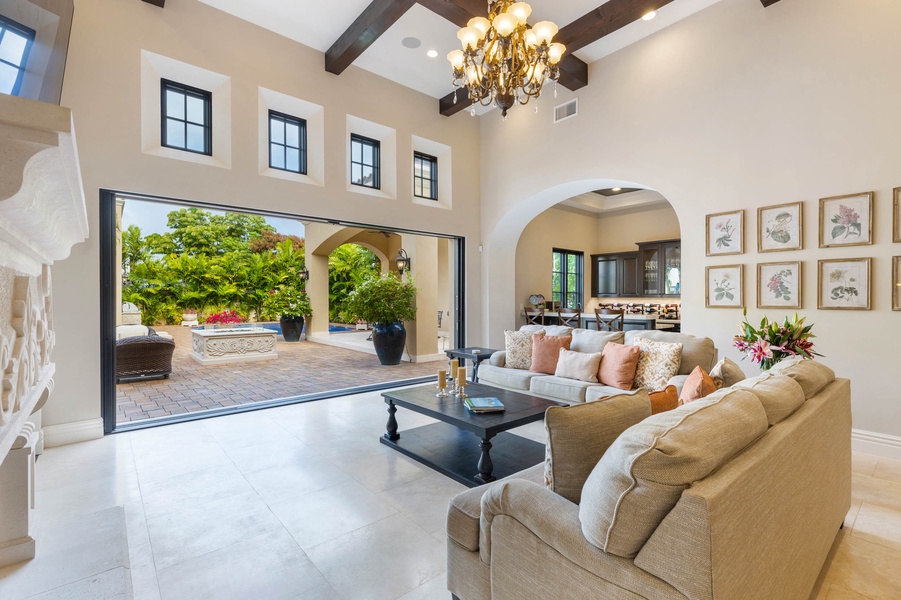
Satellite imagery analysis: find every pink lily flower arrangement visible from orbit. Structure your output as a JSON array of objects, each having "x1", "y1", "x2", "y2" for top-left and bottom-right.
[{"x1": 733, "y1": 309, "x2": 821, "y2": 371}]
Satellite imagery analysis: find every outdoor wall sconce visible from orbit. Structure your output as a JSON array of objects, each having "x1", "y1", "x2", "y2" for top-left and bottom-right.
[
  {"x1": 395, "y1": 249, "x2": 411, "y2": 275},
  {"x1": 298, "y1": 267, "x2": 310, "y2": 282}
]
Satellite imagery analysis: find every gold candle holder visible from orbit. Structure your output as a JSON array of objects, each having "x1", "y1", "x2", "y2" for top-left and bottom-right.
[{"x1": 437, "y1": 369, "x2": 448, "y2": 398}]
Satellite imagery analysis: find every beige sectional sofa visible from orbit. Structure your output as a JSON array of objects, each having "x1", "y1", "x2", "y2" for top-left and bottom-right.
[
  {"x1": 478, "y1": 327, "x2": 717, "y2": 403},
  {"x1": 445, "y1": 358, "x2": 851, "y2": 600}
]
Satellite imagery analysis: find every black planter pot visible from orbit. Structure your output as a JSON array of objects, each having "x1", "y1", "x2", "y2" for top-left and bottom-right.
[
  {"x1": 280, "y1": 315, "x2": 305, "y2": 342},
  {"x1": 371, "y1": 320, "x2": 406, "y2": 365}
]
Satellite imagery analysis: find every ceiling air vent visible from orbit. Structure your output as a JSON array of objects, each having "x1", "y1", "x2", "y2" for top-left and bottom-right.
[{"x1": 554, "y1": 98, "x2": 578, "y2": 123}]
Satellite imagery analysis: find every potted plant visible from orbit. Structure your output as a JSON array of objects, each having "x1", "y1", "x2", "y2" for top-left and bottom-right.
[
  {"x1": 733, "y1": 310, "x2": 822, "y2": 371},
  {"x1": 345, "y1": 272, "x2": 417, "y2": 365},
  {"x1": 262, "y1": 286, "x2": 312, "y2": 342}
]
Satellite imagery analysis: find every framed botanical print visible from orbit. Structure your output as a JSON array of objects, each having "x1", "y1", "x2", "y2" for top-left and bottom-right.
[
  {"x1": 706, "y1": 264, "x2": 743, "y2": 308},
  {"x1": 819, "y1": 192, "x2": 874, "y2": 248},
  {"x1": 894, "y1": 257, "x2": 901, "y2": 311},
  {"x1": 894, "y1": 188, "x2": 901, "y2": 243},
  {"x1": 818, "y1": 258, "x2": 871, "y2": 310},
  {"x1": 706, "y1": 210, "x2": 743, "y2": 256},
  {"x1": 758, "y1": 261, "x2": 802, "y2": 309},
  {"x1": 758, "y1": 202, "x2": 803, "y2": 252}
]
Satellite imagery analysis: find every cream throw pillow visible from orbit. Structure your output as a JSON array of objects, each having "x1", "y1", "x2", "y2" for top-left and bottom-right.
[
  {"x1": 504, "y1": 329, "x2": 544, "y2": 370},
  {"x1": 554, "y1": 348, "x2": 603, "y2": 383},
  {"x1": 633, "y1": 338, "x2": 683, "y2": 391},
  {"x1": 709, "y1": 356, "x2": 746, "y2": 389}
]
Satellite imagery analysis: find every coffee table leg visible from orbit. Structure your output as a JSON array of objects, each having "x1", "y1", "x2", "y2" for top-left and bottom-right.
[
  {"x1": 384, "y1": 400, "x2": 400, "y2": 441},
  {"x1": 475, "y1": 435, "x2": 496, "y2": 484}
]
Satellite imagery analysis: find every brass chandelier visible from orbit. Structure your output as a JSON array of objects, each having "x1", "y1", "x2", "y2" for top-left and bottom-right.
[{"x1": 447, "y1": 1, "x2": 565, "y2": 119}]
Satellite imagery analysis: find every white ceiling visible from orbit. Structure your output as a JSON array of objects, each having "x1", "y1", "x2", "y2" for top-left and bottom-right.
[
  {"x1": 197, "y1": 0, "x2": 724, "y2": 100},
  {"x1": 560, "y1": 189, "x2": 670, "y2": 216}
]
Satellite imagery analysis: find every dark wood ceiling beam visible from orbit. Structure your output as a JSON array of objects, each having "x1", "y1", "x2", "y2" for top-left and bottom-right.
[
  {"x1": 760, "y1": 0, "x2": 782, "y2": 6},
  {"x1": 557, "y1": 0, "x2": 677, "y2": 54},
  {"x1": 416, "y1": 0, "x2": 484, "y2": 28},
  {"x1": 439, "y1": 87, "x2": 472, "y2": 117},
  {"x1": 325, "y1": 0, "x2": 416, "y2": 75},
  {"x1": 142, "y1": 0, "x2": 165, "y2": 7}
]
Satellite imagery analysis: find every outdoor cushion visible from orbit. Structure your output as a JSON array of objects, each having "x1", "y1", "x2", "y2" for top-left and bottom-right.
[
  {"x1": 626, "y1": 330, "x2": 716, "y2": 374},
  {"x1": 709, "y1": 356, "x2": 746, "y2": 388},
  {"x1": 579, "y1": 388, "x2": 768, "y2": 558},
  {"x1": 530, "y1": 335, "x2": 572, "y2": 375},
  {"x1": 679, "y1": 366, "x2": 718, "y2": 404},
  {"x1": 554, "y1": 348, "x2": 602, "y2": 383},
  {"x1": 477, "y1": 364, "x2": 539, "y2": 391},
  {"x1": 505, "y1": 329, "x2": 544, "y2": 370},
  {"x1": 570, "y1": 329, "x2": 624, "y2": 354},
  {"x1": 767, "y1": 358, "x2": 836, "y2": 398},
  {"x1": 598, "y1": 342, "x2": 640, "y2": 390},
  {"x1": 633, "y1": 338, "x2": 683, "y2": 391},
  {"x1": 530, "y1": 376, "x2": 598, "y2": 404},
  {"x1": 733, "y1": 372, "x2": 806, "y2": 425},
  {"x1": 544, "y1": 390, "x2": 652, "y2": 504}
]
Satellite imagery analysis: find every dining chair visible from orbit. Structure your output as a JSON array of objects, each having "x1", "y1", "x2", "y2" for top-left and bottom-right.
[
  {"x1": 557, "y1": 307, "x2": 581, "y2": 328},
  {"x1": 595, "y1": 307, "x2": 624, "y2": 332},
  {"x1": 524, "y1": 307, "x2": 545, "y2": 325}
]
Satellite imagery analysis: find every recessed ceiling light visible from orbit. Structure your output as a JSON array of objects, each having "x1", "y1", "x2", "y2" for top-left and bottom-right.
[
  {"x1": 611, "y1": 187, "x2": 622, "y2": 192},
  {"x1": 401, "y1": 37, "x2": 421, "y2": 49},
  {"x1": 642, "y1": 10, "x2": 657, "y2": 20},
  {"x1": 427, "y1": 49, "x2": 438, "y2": 58}
]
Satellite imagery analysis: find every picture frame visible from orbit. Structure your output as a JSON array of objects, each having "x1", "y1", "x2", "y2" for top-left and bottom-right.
[
  {"x1": 818, "y1": 258, "x2": 871, "y2": 310},
  {"x1": 894, "y1": 188, "x2": 901, "y2": 243},
  {"x1": 706, "y1": 264, "x2": 743, "y2": 308},
  {"x1": 894, "y1": 257, "x2": 901, "y2": 311},
  {"x1": 706, "y1": 210, "x2": 743, "y2": 256},
  {"x1": 758, "y1": 261, "x2": 802, "y2": 309},
  {"x1": 758, "y1": 202, "x2": 803, "y2": 252},
  {"x1": 818, "y1": 192, "x2": 874, "y2": 248}
]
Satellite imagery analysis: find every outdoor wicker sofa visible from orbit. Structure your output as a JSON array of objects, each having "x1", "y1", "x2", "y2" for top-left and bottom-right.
[{"x1": 116, "y1": 334, "x2": 175, "y2": 382}]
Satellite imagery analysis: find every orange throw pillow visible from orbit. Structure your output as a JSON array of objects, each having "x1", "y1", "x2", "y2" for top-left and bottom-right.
[
  {"x1": 530, "y1": 334, "x2": 572, "y2": 374},
  {"x1": 649, "y1": 385, "x2": 679, "y2": 414},
  {"x1": 598, "y1": 342, "x2": 641, "y2": 390},
  {"x1": 679, "y1": 366, "x2": 718, "y2": 404}
]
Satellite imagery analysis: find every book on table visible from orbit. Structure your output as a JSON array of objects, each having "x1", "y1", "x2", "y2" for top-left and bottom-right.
[{"x1": 464, "y1": 397, "x2": 505, "y2": 413}]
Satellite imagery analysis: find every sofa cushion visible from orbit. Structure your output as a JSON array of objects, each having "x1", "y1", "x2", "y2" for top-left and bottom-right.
[
  {"x1": 598, "y1": 342, "x2": 640, "y2": 390},
  {"x1": 530, "y1": 376, "x2": 599, "y2": 404},
  {"x1": 530, "y1": 335, "x2": 572, "y2": 375},
  {"x1": 626, "y1": 330, "x2": 717, "y2": 374},
  {"x1": 633, "y1": 338, "x2": 683, "y2": 391},
  {"x1": 520, "y1": 325, "x2": 574, "y2": 337},
  {"x1": 679, "y1": 366, "x2": 718, "y2": 404},
  {"x1": 649, "y1": 385, "x2": 680, "y2": 414},
  {"x1": 116, "y1": 324, "x2": 150, "y2": 340},
  {"x1": 554, "y1": 348, "x2": 602, "y2": 383},
  {"x1": 767, "y1": 358, "x2": 836, "y2": 398},
  {"x1": 733, "y1": 372, "x2": 806, "y2": 425},
  {"x1": 585, "y1": 384, "x2": 637, "y2": 402},
  {"x1": 519, "y1": 324, "x2": 546, "y2": 334},
  {"x1": 477, "y1": 364, "x2": 539, "y2": 391},
  {"x1": 579, "y1": 388, "x2": 769, "y2": 558},
  {"x1": 570, "y1": 329, "x2": 624, "y2": 354},
  {"x1": 447, "y1": 463, "x2": 545, "y2": 552},
  {"x1": 709, "y1": 356, "x2": 746, "y2": 388},
  {"x1": 505, "y1": 329, "x2": 544, "y2": 370},
  {"x1": 544, "y1": 390, "x2": 652, "y2": 504}
]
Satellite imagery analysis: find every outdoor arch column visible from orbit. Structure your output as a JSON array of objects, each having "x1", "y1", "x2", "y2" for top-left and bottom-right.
[
  {"x1": 307, "y1": 253, "x2": 329, "y2": 336},
  {"x1": 401, "y1": 234, "x2": 439, "y2": 362}
]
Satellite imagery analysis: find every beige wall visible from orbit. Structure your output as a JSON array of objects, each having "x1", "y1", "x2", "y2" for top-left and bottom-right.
[
  {"x1": 480, "y1": 0, "x2": 901, "y2": 439},
  {"x1": 49, "y1": 0, "x2": 481, "y2": 434}
]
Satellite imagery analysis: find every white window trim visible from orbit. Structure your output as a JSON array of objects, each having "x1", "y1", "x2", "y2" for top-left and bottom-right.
[
  {"x1": 412, "y1": 135, "x2": 452, "y2": 210},
  {"x1": 346, "y1": 114, "x2": 396, "y2": 200},
  {"x1": 258, "y1": 87, "x2": 324, "y2": 186}
]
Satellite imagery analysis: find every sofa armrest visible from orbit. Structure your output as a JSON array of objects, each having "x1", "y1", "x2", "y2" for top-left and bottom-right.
[{"x1": 489, "y1": 351, "x2": 507, "y2": 367}]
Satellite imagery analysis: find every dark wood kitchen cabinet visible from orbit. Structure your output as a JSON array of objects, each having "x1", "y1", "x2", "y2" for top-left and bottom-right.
[
  {"x1": 591, "y1": 239, "x2": 680, "y2": 298},
  {"x1": 590, "y1": 252, "x2": 639, "y2": 297}
]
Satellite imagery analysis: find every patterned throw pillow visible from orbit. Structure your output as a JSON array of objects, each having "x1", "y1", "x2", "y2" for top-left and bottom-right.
[
  {"x1": 633, "y1": 338, "x2": 683, "y2": 391},
  {"x1": 505, "y1": 329, "x2": 544, "y2": 370}
]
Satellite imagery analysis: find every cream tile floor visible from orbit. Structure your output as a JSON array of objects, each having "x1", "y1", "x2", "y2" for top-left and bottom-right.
[{"x1": 8, "y1": 390, "x2": 901, "y2": 600}]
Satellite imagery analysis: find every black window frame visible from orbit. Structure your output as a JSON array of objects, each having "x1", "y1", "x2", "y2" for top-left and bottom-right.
[
  {"x1": 160, "y1": 78, "x2": 213, "y2": 156},
  {"x1": 0, "y1": 15, "x2": 36, "y2": 97},
  {"x1": 552, "y1": 248, "x2": 584, "y2": 309},
  {"x1": 413, "y1": 151, "x2": 438, "y2": 200},
  {"x1": 350, "y1": 133, "x2": 380, "y2": 190},
  {"x1": 268, "y1": 109, "x2": 307, "y2": 175}
]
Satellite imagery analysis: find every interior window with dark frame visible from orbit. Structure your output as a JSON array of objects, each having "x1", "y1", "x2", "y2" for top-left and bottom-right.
[
  {"x1": 413, "y1": 151, "x2": 438, "y2": 200},
  {"x1": 161, "y1": 79, "x2": 212, "y2": 155},
  {"x1": 552, "y1": 249, "x2": 584, "y2": 309},
  {"x1": 0, "y1": 15, "x2": 36, "y2": 96},
  {"x1": 269, "y1": 110, "x2": 307, "y2": 174},
  {"x1": 350, "y1": 134, "x2": 380, "y2": 189}
]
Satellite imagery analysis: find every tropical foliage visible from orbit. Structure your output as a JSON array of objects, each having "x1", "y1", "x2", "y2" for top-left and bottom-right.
[
  {"x1": 204, "y1": 309, "x2": 245, "y2": 325},
  {"x1": 328, "y1": 244, "x2": 379, "y2": 322},
  {"x1": 733, "y1": 310, "x2": 821, "y2": 371},
  {"x1": 261, "y1": 286, "x2": 312, "y2": 319},
  {"x1": 344, "y1": 272, "x2": 417, "y2": 325}
]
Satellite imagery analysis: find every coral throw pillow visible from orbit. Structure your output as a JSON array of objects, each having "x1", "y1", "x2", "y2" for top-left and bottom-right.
[
  {"x1": 530, "y1": 335, "x2": 572, "y2": 375},
  {"x1": 504, "y1": 329, "x2": 544, "y2": 370},
  {"x1": 649, "y1": 385, "x2": 680, "y2": 414},
  {"x1": 679, "y1": 366, "x2": 718, "y2": 404},
  {"x1": 633, "y1": 338, "x2": 683, "y2": 391},
  {"x1": 598, "y1": 343, "x2": 641, "y2": 390}
]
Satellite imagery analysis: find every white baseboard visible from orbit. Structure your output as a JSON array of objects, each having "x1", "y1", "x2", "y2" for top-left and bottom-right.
[
  {"x1": 852, "y1": 428, "x2": 901, "y2": 460},
  {"x1": 43, "y1": 418, "x2": 104, "y2": 448}
]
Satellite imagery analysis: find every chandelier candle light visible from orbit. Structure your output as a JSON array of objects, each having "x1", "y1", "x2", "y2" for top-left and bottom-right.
[{"x1": 447, "y1": 1, "x2": 565, "y2": 119}]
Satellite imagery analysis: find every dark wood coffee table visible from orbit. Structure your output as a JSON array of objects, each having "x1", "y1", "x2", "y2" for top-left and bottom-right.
[{"x1": 380, "y1": 383, "x2": 563, "y2": 487}]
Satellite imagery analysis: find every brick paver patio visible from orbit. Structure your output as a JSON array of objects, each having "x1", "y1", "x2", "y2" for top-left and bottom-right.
[{"x1": 116, "y1": 326, "x2": 444, "y2": 424}]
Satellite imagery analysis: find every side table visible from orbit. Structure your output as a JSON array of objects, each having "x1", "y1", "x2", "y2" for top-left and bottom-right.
[{"x1": 444, "y1": 347, "x2": 500, "y2": 383}]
